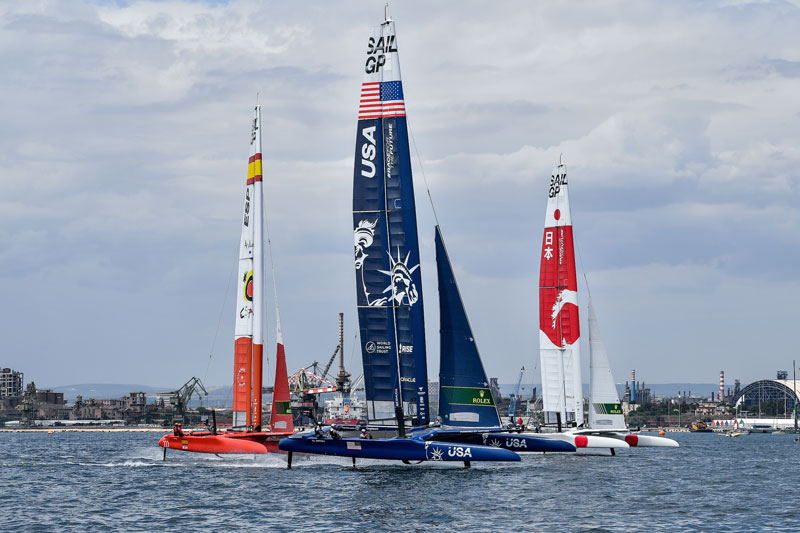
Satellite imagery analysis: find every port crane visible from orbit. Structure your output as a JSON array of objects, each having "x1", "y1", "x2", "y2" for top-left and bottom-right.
[
  {"x1": 507, "y1": 366, "x2": 525, "y2": 426},
  {"x1": 287, "y1": 313, "x2": 353, "y2": 424},
  {"x1": 157, "y1": 377, "x2": 208, "y2": 423}
]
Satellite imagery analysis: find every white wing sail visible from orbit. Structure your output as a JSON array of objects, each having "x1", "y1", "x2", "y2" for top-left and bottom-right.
[{"x1": 587, "y1": 297, "x2": 627, "y2": 430}]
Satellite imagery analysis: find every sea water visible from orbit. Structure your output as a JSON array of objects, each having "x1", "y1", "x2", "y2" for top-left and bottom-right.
[{"x1": 1, "y1": 431, "x2": 798, "y2": 532}]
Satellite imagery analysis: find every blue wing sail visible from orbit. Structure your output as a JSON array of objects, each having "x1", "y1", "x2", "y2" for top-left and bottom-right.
[
  {"x1": 352, "y1": 21, "x2": 429, "y2": 426},
  {"x1": 436, "y1": 226, "x2": 501, "y2": 428}
]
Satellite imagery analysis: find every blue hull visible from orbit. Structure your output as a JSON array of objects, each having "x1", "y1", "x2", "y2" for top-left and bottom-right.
[
  {"x1": 279, "y1": 433, "x2": 520, "y2": 462},
  {"x1": 422, "y1": 428, "x2": 577, "y2": 453}
]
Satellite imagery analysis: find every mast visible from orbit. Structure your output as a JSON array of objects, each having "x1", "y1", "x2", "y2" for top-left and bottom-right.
[
  {"x1": 352, "y1": 18, "x2": 429, "y2": 430},
  {"x1": 251, "y1": 105, "x2": 264, "y2": 431},
  {"x1": 795, "y1": 360, "x2": 797, "y2": 432},
  {"x1": 232, "y1": 106, "x2": 262, "y2": 429},
  {"x1": 538, "y1": 158, "x2": 583, "y2": 427}
]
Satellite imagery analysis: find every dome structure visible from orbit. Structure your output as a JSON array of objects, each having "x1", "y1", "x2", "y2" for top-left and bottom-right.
[{"x1": 733, "y1": 379, "x2": 800, "y2": 416}]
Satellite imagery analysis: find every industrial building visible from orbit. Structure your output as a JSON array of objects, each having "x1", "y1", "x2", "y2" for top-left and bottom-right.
[
  {"x1": 732, "y1": 374, "x2": 800, "y2": 418},
  {"x1": 0, "y1": 368, "x2": 24, "y2": 398}
]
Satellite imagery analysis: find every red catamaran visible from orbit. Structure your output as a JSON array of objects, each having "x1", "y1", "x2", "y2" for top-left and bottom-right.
[{"x1": 159, "y1": 105, "x2": 294, "y2": 456}]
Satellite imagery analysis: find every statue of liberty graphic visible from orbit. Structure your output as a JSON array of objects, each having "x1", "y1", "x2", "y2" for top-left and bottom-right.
[{"x1": 354, "y1": 218, "x2": 419, "y2": 308}]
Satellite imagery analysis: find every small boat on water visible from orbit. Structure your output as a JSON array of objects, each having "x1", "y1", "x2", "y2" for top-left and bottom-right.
[{"x1": 159, "y1": 106, "x2": 294, "y2": 456}]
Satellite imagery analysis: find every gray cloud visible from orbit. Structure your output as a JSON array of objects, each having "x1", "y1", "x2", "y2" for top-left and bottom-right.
[{"x1": 1, "y1": 0, "x2": 799, "y2": 389}]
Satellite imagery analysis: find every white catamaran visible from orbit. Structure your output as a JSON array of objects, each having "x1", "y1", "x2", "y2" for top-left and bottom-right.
[{"x1": 537, "y1": 158, "x2": 677, "y2": 449}]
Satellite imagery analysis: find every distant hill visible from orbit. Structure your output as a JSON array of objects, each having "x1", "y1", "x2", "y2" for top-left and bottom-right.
[
  {"x1": 500, "y1": 382, "x2": 720, "y2": 399},
  {"x1": 52, "y1": 382, "x2": 720, "y2": 405}
]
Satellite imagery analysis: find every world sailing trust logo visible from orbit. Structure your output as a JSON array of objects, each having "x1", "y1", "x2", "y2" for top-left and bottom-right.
[{"x1": 354, "y1": 218, "x2": 419, "y2": 308}]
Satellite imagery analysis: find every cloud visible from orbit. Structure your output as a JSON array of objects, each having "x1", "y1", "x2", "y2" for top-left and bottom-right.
[{"x1": 0, "y1": 0, "x2": 799, "y2": 389}]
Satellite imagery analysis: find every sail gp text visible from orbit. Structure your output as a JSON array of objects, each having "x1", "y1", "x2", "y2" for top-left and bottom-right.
[
  {"x1": 365, "y1": 35, "x2": 397, "y2": 74},
  {"x1": 549, "y1": 172, "x2": 567, "y2": 198}
]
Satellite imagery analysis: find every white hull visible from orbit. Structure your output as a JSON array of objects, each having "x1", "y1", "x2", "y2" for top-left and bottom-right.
[
  {"x1": 620, "y1": 433, "x2": 679, "y2": 447},
  {"x1": 594, "y1": 431, "x2": 679, "y2": 447},
  {"x1": 535, "y1": 431, "x2": 630, "y2": 449}
]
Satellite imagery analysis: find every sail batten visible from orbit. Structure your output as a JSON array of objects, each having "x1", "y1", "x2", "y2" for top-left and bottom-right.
[{"x1": 353, "y1": 20, "x2": 429, "y2": 427}]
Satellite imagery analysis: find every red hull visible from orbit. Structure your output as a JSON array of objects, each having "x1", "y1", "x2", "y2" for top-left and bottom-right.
[{"x1": 158, "y1": 430, "x2": 293, "y2": 454}]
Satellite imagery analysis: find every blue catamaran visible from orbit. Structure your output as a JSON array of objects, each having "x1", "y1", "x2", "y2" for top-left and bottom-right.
[{"x1": 279, "y1": 16, "x2": 519, "y2": 466}]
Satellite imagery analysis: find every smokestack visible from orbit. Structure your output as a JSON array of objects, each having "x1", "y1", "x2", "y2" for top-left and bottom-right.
[
  {"x1": 631, "y1": 370, "x2": 636, "y2": 402},
  {"x1": 338, "y1": 312, "x2": 344, "y2": 374},
  {"x1": 719, "y1": 371, "x2": 725, "y2": 403}
]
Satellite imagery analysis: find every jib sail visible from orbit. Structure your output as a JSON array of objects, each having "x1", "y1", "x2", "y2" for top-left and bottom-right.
[{"x1": 436, "y1": 226, "x2": 501, "y2": 428}]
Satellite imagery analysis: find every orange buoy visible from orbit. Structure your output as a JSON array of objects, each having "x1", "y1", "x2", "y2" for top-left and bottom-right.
[{"x1": 659, "y1": 430, "x2": 666, "y2": 436}]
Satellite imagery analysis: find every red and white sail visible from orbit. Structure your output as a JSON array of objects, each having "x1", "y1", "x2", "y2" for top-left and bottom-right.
[
  {"x1": 269, "y1": 310, "x2": 294, "y2": 433},
  {"x1": 538, "y1": 159, "x2": 583, "y2": 426},
  {"x1": 233, "y1": 106, "x2": 264, "y2": 429}
]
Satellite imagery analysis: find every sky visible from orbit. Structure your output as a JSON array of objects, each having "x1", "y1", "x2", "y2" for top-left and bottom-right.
[{"x1": 1, "y1": 0, "x2": 799, "y2": 391}]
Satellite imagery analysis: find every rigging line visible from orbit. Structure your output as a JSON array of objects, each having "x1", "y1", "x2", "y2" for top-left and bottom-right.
[
  {"x1": 406, "y1": 118, "x2": 440, "y2": 227},
  {"x1": 569, "y1": 177, "x2": 592, "y2": 301},
  {"x1": 203, "y1": 244, "x2": 239, "y2": 385},
  {"x1": 263, "y1": 179, "x2": 281, "y2": 374},
  {"x1": 348, "y1": 329, "x2": 359, "y2": 375}
]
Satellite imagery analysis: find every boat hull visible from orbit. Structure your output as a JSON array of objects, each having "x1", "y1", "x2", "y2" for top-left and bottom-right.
[
  {"x1": 536, "y1": 431, "x2": 631, "y2": 449},
  {"x1": 619, "y1": 433, "x2": 679, "y2": 447},
  {"x1": 278, "y1": 434, "x2": 520, "y2": 462},
  {"x1": 158, "y1": 431, "x2": 293, "y2": 454},
  {"x1": 424, "y1": 428, "x2": 576, "y2": 453}
]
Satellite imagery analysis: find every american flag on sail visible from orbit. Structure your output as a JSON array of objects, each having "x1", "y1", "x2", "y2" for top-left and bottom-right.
[{"x1": 358, "y1": 80, "x2": 406, "y2": 119}]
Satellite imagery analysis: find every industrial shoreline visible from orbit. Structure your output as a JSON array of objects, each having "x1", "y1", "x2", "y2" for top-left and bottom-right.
[
  {"x1": 0, "y1": 425, "x2": 692, "y2": 434},
  {"x1": 0, "y1": 426, "x2": 170, "y2": 433}
]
